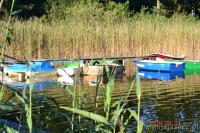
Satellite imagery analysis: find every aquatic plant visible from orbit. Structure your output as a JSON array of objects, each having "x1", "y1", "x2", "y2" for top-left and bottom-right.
[
  {"x1": 60, "y1": 61, "x2": 143, "y2": 132},
  {"x1": 0, "y1": 0, "x2": 15, "y2": 104}
]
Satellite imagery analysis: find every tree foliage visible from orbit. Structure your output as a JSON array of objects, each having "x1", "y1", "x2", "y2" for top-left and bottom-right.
[{"x1": 1, "y1": 0, "x2": 200, "y2": 19}]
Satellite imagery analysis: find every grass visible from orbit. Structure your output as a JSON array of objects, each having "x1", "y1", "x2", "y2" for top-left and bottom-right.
[{"x1": 0, "y1": 13, "x2": 199, "y2": 60}]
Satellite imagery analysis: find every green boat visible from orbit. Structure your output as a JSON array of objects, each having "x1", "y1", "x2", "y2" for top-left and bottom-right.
[{"x1": 184, "y1": 61, "x2": 200, "y2": 70}]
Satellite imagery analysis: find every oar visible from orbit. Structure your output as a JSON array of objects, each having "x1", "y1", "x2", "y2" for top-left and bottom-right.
[{"x1": 32, "y1": 54, "x2": 157, "y2": 63}]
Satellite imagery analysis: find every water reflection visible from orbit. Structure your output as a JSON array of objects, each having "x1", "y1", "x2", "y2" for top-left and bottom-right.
[
  {"x1": 139, "y1": 70, "x2": 185, "y2": 81},
  {"x1": 184, "y1": 69, "x2": 200, "y2": 76},
  {"x1": 1, "y1": 70, "x2": 200, "y2": 132}
]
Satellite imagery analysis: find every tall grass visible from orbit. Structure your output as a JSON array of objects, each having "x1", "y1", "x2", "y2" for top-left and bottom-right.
[
  {"x1": 0, "y1": 0, "x2": 15, "y2": 103},
  {"x1": 0, "y1": 13, "x2": 200, "y2": 60}
]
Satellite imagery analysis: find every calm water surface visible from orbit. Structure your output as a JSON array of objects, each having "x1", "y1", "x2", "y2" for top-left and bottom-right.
[{"x1": 2, "y1": 73, "x2": 200, "y2": 133}]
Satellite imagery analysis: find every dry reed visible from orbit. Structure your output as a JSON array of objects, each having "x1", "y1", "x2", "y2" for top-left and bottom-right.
[{"x1": 1, "y1": 14, "x2": 200, "y2": 60}]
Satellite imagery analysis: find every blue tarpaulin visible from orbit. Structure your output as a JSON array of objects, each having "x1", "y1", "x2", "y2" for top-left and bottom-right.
[{"x1": 5, "y1": 61, "x2": 56, "y2": 72}]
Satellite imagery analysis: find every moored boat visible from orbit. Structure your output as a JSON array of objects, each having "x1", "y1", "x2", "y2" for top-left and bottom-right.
[
  {"x1": 165, "y1": 60, "x2": 200, "y2": 70},
  {"x1": 4, "y1": 61, "x2": 57, "y2": 81},
  {"x1": 134, "y1": 60, "x2": 185, "y2": 72},
  {"x1": 82, "y1": 59, "x2": 124, "y2": 76}
]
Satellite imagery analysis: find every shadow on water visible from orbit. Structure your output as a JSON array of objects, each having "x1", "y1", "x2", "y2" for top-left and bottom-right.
[{"x1": 1, "y1": 69, "x2": 200, "y2": 132}]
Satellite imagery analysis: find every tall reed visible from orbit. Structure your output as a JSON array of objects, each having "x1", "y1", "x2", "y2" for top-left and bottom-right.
[
  {"x1": 0, "y1": 13, "x2": 200, "y2": 60},
  {"x1": 0, "y1": 0, "x2": 15, "y2": 103},
  {"x1": 60, "y1": 61, "x2": 143, "y2": 132}
]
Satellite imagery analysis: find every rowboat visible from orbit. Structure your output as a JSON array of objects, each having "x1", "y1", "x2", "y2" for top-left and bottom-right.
[
  {"x1": 83, "y1": 75, "x2": 103, "y2": 86},
  {"x1": 134, "y1": 60, "x2": 185, "y2": 72},
  {"x1": 138, "y1": 70, "x2": 185, "y2": 80},
  {"x1": 4, "y1": 61, "x2": 57, "y2": 81},
  {"x1": 82, "y1": 59, "x2": 124, "y2": 76},
  {"x1": 82, "y1": 65, "x2": 103, "y2": 76}
]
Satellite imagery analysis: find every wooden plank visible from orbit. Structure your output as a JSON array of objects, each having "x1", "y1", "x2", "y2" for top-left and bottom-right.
[{"x1": 2, "y1": 53, "x2": 185, "y2": 64}]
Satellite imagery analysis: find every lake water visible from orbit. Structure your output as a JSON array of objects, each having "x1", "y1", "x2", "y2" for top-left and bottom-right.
[{"x1": 1, "y1": 71, "x2": 200, "y2": 133}]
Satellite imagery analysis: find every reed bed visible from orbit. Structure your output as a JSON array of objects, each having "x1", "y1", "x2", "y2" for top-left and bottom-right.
[
  {"x1": 0, "y1": 10, "x2": 200, "y2": 60},
  {"x1": 0, "y1": 14, "x2": 200, "y2": 60}
]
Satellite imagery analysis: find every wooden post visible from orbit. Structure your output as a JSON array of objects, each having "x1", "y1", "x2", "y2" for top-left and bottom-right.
[{"x1": 18, "y1": 72, "x2": 26, "y2": 81}]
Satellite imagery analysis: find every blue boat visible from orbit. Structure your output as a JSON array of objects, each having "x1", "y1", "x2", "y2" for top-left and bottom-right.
[
  {"x1": 4, "y1": 61, "x2": 56, "y2": 73},
  {"x1": 4, "y1": 61, "x2": 57, "y2": 80},
  {"x1": 138, "y1": 70, "x2": 185, "y2": 80},
  {"x1": 134, "y1": 60, "x2": 185, "y2": 72}
]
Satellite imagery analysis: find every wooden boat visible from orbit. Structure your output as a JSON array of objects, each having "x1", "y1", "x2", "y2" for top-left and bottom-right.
[
  {"x1": 82, "y1": 75, "x2": 103, "y2": 86},
  {"x1": 138, "y1": 70, "x2": 185, "y2": 80},
  {"x1": 82, "y1": 59, "x2": 124, "y2": 76},
  {"x1": 134, "y1": 60, "x2": 185, "y2": 72},
  {"x1": 4, "y1": 61, "x2": 57, "y2": 81},
  {"x1": 82, "y1": 65, "x2": 103, "y2": 76}
]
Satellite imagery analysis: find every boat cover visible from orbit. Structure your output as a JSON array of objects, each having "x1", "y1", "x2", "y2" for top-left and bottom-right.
[{"x1": 4, "y1": 61, "x2": 56, "y2": 73}]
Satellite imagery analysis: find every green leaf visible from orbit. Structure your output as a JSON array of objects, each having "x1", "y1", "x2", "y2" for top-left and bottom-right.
[
  {"x1": 4, "y1": 125, "x2": 19, "y2": 133},
  {"x1": 60, "y1": 106, "x2": 108, "y2": 124},
  {"x1": 0, "y1": 104, "x2": 17, "y2": 111},
  {"x1": 111, "y1": 107, "x2": 124, "y2": 126},
  {"x1": 15, "y1": 92, "x2": 25, "y2": 104},
  {"x1": 26, "y1": 109, "x2": 32, "y2": 133},
  {"x1": 137, "y1": 120, "x2": 144, "y2": 133},
  {"x1": 128, "y1": 109, "x2": 138, "y2": 121},
  {"x1": 135, "y1": 69, "x2": 141, "y2": 99},
  {"x1": 11, "y1": 10, "x2": 22, "y2": 16}
]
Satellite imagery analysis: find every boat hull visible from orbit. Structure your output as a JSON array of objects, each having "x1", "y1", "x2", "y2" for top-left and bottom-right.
[
  {"x1": 4, "y1": 61, "x2": 58, "y2": 81},
  {"x1": 166, "y1": 60, "x2": 200, "y2": 70},
  {"x1": 134, "y1": 60, "x2": 185, "y2": 72}
]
